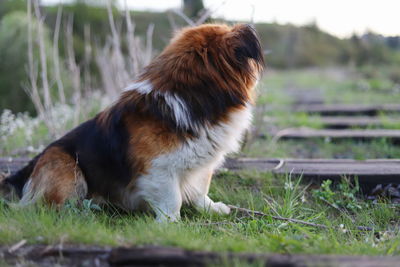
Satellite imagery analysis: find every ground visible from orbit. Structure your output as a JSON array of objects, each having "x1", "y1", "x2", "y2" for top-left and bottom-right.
[
  {"x1": 1, "y1": 67, "x2": 400, "y2": 262},
  {"x1": 0, "y1": 171, "x2": 399, "y2": 256}
]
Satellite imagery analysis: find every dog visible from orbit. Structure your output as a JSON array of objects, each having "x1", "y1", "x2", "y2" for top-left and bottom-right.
[{"x1": 2, "y1": 24, "x2": 264, "y2": 221}]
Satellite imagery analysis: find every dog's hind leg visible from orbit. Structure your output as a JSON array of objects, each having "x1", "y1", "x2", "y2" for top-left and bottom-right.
[{"x1": 20, "y1": 146, "x2": 87, "y2": 206}]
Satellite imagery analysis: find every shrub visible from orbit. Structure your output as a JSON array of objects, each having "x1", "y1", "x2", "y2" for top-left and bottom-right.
[{"x1": 0, "y1": 11, "x2": 69, "y2": 115}]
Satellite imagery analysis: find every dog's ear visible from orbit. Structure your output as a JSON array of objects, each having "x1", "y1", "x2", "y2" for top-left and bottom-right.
[{"x1": 233, "y1": 24, "x2": 264, "y2": 66}]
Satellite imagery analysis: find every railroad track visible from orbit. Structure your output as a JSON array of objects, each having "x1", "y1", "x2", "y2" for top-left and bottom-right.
[{"x1": 2, "y1": 157, "x2": 400, "y2": 187}]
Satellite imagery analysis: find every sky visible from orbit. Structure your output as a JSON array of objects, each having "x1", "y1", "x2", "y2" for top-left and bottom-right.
[{"x1": 44, "y1": 0, "x2": 400, "y2": 38}]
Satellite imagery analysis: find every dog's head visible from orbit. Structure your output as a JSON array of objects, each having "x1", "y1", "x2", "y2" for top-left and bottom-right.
[
  {"x1": 170, "y1": 23, "x2": 264, "y2": 86},
  {"x1": 142, "y1": 24, "x2": 264, "y2": 102}
]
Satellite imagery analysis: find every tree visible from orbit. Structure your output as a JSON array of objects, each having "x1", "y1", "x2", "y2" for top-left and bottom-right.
[{"x1": 183, "y1": 0, "x2": 204, "y2": 20}]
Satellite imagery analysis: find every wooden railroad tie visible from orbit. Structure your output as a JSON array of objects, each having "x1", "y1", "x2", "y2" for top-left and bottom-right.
[
  {"x1": 2, "y1": 157, "x2": 400, "y2": 186},
  {"x1": 268, "y1": 128, "x2": 400, "y2": 143},
  {"x1": 292, "y1": 104, "x2": 400, "y2": 116},
  {"x1": 224, "y1": 158, "x2": 400, "y2": 185},
  {"x1": 317, "y1": 116, "x2": 400, "y2": 129},
  {"x1": 3, "y1": 244, "x2": 400, "y2": 267}
]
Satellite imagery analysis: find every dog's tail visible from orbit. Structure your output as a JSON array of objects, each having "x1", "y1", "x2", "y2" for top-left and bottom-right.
[{"x1": 0, "y1": 156, "x2": 40, "y2": 200}]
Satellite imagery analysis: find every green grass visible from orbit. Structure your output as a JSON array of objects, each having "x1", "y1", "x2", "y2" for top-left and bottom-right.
[
  {"x1": 1, "y1": 171, "x2": 399, "y2": 255},
  {"x1": 378, "y1": 114, "x2": 400, "y2": 130}
]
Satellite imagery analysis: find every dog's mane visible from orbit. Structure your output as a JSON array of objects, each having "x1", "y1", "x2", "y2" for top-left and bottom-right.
[{"x1": 98, "y1": 24, "x2": 264, "y2": 136}]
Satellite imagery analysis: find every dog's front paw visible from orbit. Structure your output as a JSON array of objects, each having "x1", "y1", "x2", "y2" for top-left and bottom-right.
[
  {"x1": 155, "y1": 212, "x2": 180, "y2": 223},
  {"x1": 211, "y1": 202, "x2": 231, "y2": 215}
]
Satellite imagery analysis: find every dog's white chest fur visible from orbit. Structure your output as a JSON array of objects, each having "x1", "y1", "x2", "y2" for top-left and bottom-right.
[
  {"x1": 124, "y1": 105, "x2": 253, "y2": 219},
  {"x1": 164, "y1": 105, "x2": 252, "y2": 170}
]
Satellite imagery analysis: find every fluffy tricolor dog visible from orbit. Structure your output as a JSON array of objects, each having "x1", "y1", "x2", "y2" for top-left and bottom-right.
[{"x1": 3, "y1": 24, "x2": 264, "y2": 221}]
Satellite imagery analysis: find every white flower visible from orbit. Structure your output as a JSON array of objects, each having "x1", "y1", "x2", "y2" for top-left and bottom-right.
[{"x1": 284, "y1": 181, "x2": 294, "y2": 191}]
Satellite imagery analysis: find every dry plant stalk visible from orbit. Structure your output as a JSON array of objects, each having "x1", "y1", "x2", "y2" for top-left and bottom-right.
[
  {"x1": 106, "y1": 0, "x2": 129, "y2": 95},
  {"x1": 145, "y1": 23, "x2": 155, "y2": 64},
  {"x1": 53, "y1": 6, "x2": 66, "y2": 105},
  {"x1": 25, "y1": 0, "x2": 83, "y2": 136},
  {"x1": 95, "y1": 0, "x2": 154, "y2": 98},
  {"x1": 26, "y1": 0, "x2": 58, "y2": 136},
  {"x1": 228, "y1": 204, "x2": 374, "y2": 232},
  {"x1": 124, "y1": 0, "x2": 140, "y2": 77},
  {"x1": 33, "y1": 0, "x2": 52, "y2": 111},
  {"x1": 25, "y1": 0, "x2": 44, "y2": 118},
  {"x1": 23, "y1": 0, "x2": 159, "y2": 139},
  {"x1": 83, "y1": 24, "x2": 92, "y2": 92},
  {"x1": 65, "y1": 13, "x2": 81, "y2": 126}
]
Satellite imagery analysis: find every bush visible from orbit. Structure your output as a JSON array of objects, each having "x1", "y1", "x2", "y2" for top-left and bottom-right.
[
  {"x1": 0, "y1": 11, "x2": 69, "y2": 115},
  {"x1": 0, "y1": 0, "x2": 25, "y2": 19}
]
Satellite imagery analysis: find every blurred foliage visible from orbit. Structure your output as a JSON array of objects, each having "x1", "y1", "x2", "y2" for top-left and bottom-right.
[
  {"x1": 255, "y1": 22, "x2": 349, "y2": 68},
  {"x1": 45, "y1": 3, "x2": 120, "y2": 62},
  {"x1": 0, "y1": 0, "x2": 400, "y2": 113},
  {"x1": 0, "y1": 0, "x2": 26, "y2": 17},
  {"x1": 0, "y1": 11, "x2": 41, "y2": 114},
  {"x1": 256, "y1": 22, "x2": 400, "y2": 68},
  {"x1": 0, "y1": 11, "x2": 70, "y2": 115}
]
